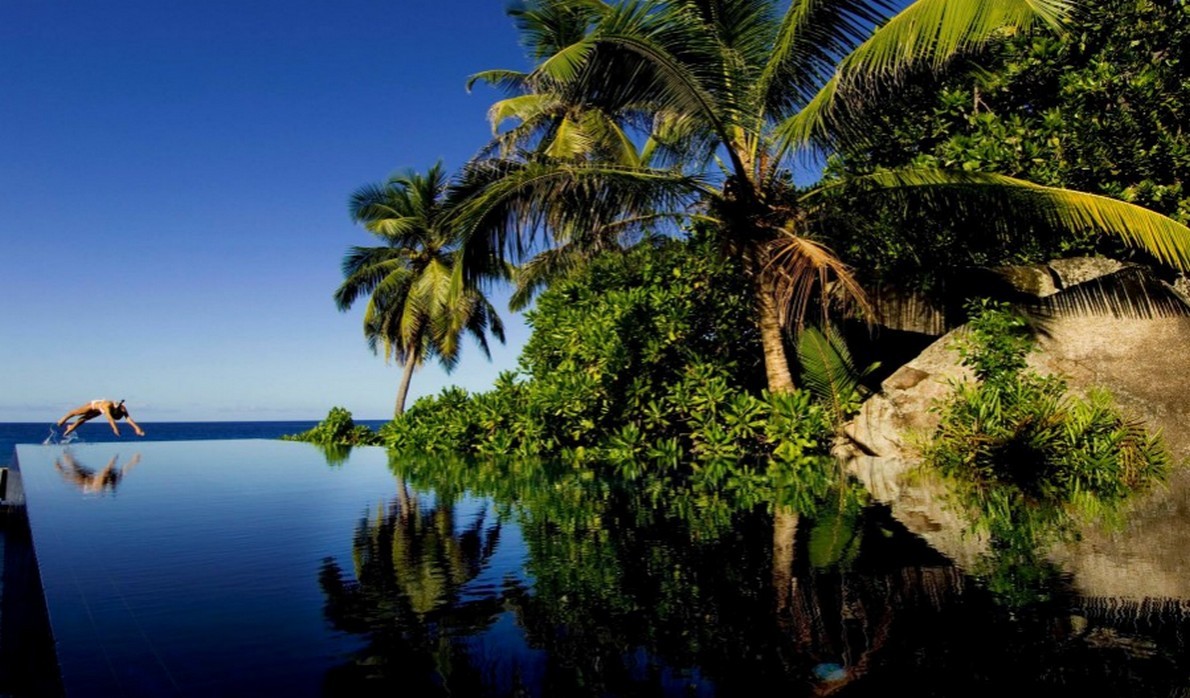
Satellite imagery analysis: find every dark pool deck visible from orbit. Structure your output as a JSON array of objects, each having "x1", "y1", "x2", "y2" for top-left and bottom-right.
[{"x1": 7, "y1": 440, "x2": 400, "y2": 697}]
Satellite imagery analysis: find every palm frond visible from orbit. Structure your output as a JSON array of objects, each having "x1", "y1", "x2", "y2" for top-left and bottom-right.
[
  {"x1": 335, "y1": 255, "x2": 412, "y2": 310},
  {"x1": 348, "y1": 183, "x2": 406, "y2": 223},
  {"x1": 796, "y1": 323, "x2": 877, "y2": 421},
  {"x1": 465, "y1": 69, "x2": 531, "y2": 94},
  {"x1": 1028, "y1": 266, "x2": 1190, "y2": 321},
  {"x1": 487, "y1": 93, "x2": 557, "y2": 134},
  {"x1": 449, "y1": 158, "x2": 707, "y2": 277},
  {"x1": 775, "y1": 0, "x2": 1070, "y2": 155},
  {"x1": 522, "y1": 1, "x2": 738, "y2": 166},
  {"x1": 535, "y1": 36, "x2": 599, "y2": 83},
  {"x1": 842, "y1": 0, "x2": 1067, "y2": 78},
  {"x1": 510, "y1": 0, "x2": 608, "y2": 60},
  {"x1": 765, "y1": 233, "x2": 874, "y2": 330},
  {"x1": 757, "y1": 0, "x2": 896, "y2": 119},
  {"x1": 544, "y1": 116, "x2": 598, "y2": 159},
  {"x1": 818, "y1": 169, "x2": 1190, "y2": 272},
  {"x1": 510, "y1": 246, "x2": 592, "y2": 311}
]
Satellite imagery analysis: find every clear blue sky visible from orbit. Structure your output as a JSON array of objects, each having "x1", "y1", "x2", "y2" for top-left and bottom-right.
[{"x1": 0, "y1": 0, "x2": 536, "y2": 422}]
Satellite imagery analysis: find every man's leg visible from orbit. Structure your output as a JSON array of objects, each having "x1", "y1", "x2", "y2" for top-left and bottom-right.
[
  {"x1": 62, "y1": 417, "x2": 90, "y2": 436},
  {"x1": 57, "y1": 406, "x2": 85, "y2": 427}
]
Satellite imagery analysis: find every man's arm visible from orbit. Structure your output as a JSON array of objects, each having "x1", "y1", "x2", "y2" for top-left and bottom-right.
[
  {"x1": 102, "y1": 406, "x2": 121, "y2": 435},
  {"x1": 124, "y1": 412, "x2": 145, "y2": 437}
]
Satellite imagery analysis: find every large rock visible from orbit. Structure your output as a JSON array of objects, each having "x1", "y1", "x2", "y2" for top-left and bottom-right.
[
  {"x1": 837, "y1": 260, "x2": 1190, "y2": 601},
  {"x1": 1047, "y1": 256, "x2": 1129, "y2": 288},
  {"x1": 841, "y1": 264, "x2": 1190, "y2": 465}
]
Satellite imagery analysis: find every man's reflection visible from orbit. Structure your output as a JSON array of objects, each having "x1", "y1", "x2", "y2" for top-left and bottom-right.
[{"x1": 54, "y1": 451, "x2": 140, "y2": 494}]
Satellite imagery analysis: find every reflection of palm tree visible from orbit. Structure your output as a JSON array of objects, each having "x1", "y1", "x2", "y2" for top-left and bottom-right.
[
  {"x1": 772, "y1": 506, "x2": 800, "y2": 614},
  {"x1": 319, "y1": 480, "x2": 506, "y2": 692},
  {"x1": 54, "y1": 451, "x2": 140, "y2": 494},
  {"x1": 771, "y1": 501, "x2": 966, "y2": 695}
]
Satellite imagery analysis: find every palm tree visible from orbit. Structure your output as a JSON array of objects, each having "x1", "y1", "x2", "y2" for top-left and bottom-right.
[
  {"x1": 452, "y1": 0, "x2": 1190, "y2": 393},
  {"x1": 468, "y1": 0, "x2": 686, "y2": 311},
  {"x1": 335, "y1": 163, "x2": 506, "y2": 418}
]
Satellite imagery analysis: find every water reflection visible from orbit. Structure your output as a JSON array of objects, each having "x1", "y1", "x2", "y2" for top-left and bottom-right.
[
  {"x1": 314, "y1": 442, "x2": 354, "y2": 467},
  {"x1": 315, "y1": 452, "x2": 1190, "y2": 695},
  {"x1": 54, "y1": 450, "x2": 140, "y2": 494},
  {"x1": 319, "y1": 478, "x2": 506, "y2": 692}
]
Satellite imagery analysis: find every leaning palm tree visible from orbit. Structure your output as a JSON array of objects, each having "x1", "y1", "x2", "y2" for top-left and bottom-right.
[
  {"x1": 335, "y1": 163, "x2": 506, "y2": 418},
  {"x1": 452, "y1": 0, "x2": 1190, "y2": 393}
]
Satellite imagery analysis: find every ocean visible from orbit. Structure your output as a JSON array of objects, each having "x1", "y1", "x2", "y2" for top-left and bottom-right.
[{"x1": 0, "y1": 420, "x2": 390, "y2": 469}]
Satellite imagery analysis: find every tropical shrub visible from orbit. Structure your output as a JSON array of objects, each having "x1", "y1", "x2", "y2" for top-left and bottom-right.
[
  {"x1": 283, "y1": 406, "x2": 382, "y2": 447},
  {"x1": 381, "y1": 235, "x2": 836, "y2": 471},
  {"x1": 920, "y1": 300, "x2": 1171, "y2": 506}
]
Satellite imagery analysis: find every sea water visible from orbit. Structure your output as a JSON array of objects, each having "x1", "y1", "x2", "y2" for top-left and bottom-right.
[{"x1": 0, "y1": 421, "x2": 389, "y2": 468}]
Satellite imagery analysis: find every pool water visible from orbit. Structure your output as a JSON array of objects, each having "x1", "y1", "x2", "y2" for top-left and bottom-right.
[
  {"x1": 9, "y1": 440, "x2": 1190, "y2": 696},
  {"x1": 13, "y1": 440, "x2": 504, "y2": 696}
]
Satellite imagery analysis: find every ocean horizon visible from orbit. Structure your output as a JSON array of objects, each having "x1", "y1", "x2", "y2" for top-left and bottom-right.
[{"x1": 0, "y1": 420, "x2": 391, "y2": 469}]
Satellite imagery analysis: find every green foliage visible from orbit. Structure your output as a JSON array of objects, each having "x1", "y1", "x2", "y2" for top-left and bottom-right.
[
  {"x1": 283, "y1": 406, "x2": 382, "y2": 448},
  {"x1": 921, "y1": 300, "x2": 1171, "y2": 507},
  {"x1": 949, "y1": 298, "x2": 1032, "y2": 383},
  {"x1": 795, "y1": 324, "x2": 879, "y2": 421},
  {"x1": 832, "y1": 0, "x2": 1190, "y2": 287},
  {"x1": 381, "y1": 235, "x2": 836, "y2": 471}
]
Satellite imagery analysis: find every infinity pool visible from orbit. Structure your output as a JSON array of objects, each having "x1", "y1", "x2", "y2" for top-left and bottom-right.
[
  {"x1": 11, "y1": 440, "x2": 1190, "y2": 696},
  {"x1": 13, "y1": 440, "x2": 510, "y2": 697}
]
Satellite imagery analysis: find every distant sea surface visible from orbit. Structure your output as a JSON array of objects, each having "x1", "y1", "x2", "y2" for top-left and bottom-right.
[{"x1": 0, "y1": 421, "x2": 390, "y2": 469}]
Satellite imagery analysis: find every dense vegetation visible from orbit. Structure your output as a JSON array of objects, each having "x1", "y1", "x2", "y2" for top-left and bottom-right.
[
  {"x1": 831, "y1": 0, "x2": 1190, "y2": 291},
  {"x1": 379, "y1": 234, "x2": 838, "y2": 478},
  {"x1": 296, "y1": 1, "x2": 1190, "y2": 509},
  {"x1": 450, "y1": 0, "x2": 1189, "y2": 405}
]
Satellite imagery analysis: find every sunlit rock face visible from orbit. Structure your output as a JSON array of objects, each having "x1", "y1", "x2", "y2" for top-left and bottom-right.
[
  {"x1": 844, "y1": 257, "x2": 1190, "y2": 462},
  {"x1": 837, "y1": 258, "x2": 1190, "y2": 602}
]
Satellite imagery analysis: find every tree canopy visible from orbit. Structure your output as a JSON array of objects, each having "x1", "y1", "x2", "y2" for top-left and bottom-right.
[{"x1": 452, "y1": 0, "x2": 1190, "y2": 397}]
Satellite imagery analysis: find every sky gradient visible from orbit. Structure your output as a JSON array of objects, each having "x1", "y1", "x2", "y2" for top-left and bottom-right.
[{"x1": 1, "y1": 0, "x2": 536, "y2": 422}]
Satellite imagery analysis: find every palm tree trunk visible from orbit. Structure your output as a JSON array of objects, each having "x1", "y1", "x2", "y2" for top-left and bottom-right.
[
  {"x1": 755, "y1": 270, "x2": 796, "y2": 392},
  {"x1": 393, "y1": 352, "x2": 418, "y2": 419}
]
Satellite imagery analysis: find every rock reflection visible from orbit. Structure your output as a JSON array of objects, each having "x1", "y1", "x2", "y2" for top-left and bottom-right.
[
  {"x1": 848, "y1": 453, "x2": 1190, "y2": 692},
  {"x1": 53, "y1": 450, "x2": 140, "y2": 494}
]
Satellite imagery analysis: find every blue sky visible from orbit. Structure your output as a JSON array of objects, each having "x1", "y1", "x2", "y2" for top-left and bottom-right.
[{"x1": 0, "y1": 1, "x2": 536, "y2": 422}]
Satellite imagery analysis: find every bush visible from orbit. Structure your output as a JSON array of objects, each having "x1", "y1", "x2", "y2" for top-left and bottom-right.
[
  {"x1": 380, "y1": 235, "x2": 836, "y2": 471},
  {"x1": 921, "y1": 300, "x2": 1171, "y2": 506},
  {"x1": 283, "y1": 407, "x2": 382, "y2": 447}
]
